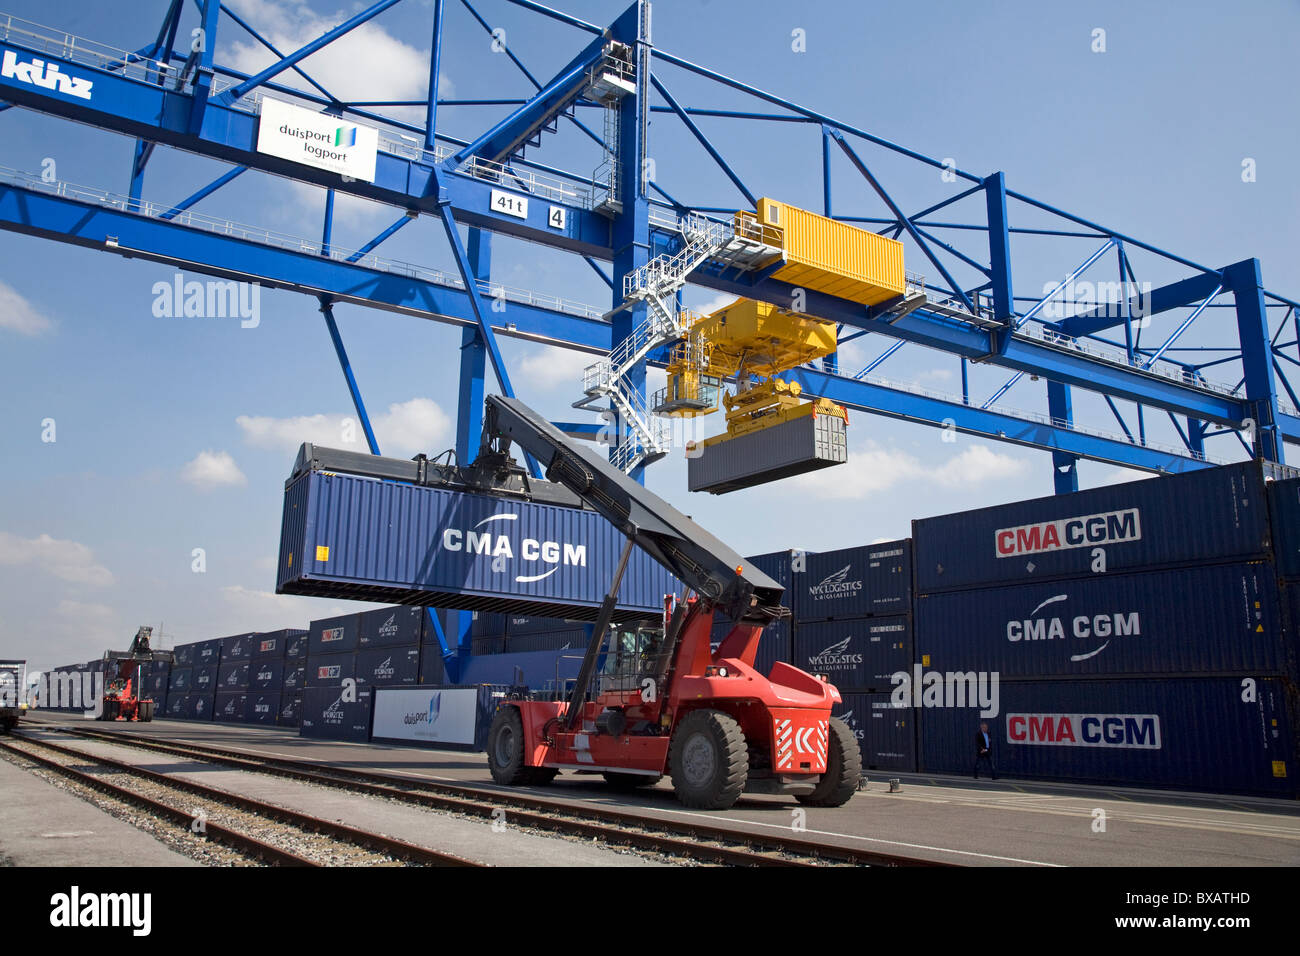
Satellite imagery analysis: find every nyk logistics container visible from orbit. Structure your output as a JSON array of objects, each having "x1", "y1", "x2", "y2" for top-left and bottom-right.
[
  {"x1": 833, "y1": 693, "x2": 916, "y2": 772},
  {"x1": 794, "y1": 541, "x2": 911, "y2": 621},
  {"x1": 915, "y1": 561, "x2": 1288, "y2": 679},
  {"x1": 219, "y1": 633, "x2": 255, "y2": 662},
  {"x1": 794, "y1": 616, "x2": 913, "y2": 692},
  {"x1": 217, "y1": 661, "x2": 250, "y2": 691},
  {"x1": 918, "y1": 676, "x2": 1295, "y2": 797},
  {"x1": 358, "y1": 606, "x2": 425, "y2": 647},
  {"x1": 912, "y1": 462, "x2": 1269, "y2": 593},
  {"x1": 355, "y1": 646, "x2": 420, "y2": 687},
  {"x1": 300, "y1": 685, "x2": 373, "y2": 742},
  {"x1": 277, "y1": 470, "x2": 677, "y2": 621},
  {"x1": 213, "y1": 692, "x2": 248, "y2": 723}
]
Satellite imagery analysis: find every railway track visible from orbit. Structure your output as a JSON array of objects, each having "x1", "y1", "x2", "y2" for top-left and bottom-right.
[
  {"x1": 25, "y1": 721, "x2": 958, "y2": 867},
  {"x1": 0, "y1": 732, "x2": 483, "y2": 868}
]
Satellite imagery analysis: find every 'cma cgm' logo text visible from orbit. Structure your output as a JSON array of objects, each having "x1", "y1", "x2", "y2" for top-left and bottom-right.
[
  {"x1": 1008, "y1": 713, "x2": 1160, "y2": 749},
  {"x1": 996, "y1": 508, "x2": 1141, "y2": 558},
  {"x1": 441, "y1": 513, "x2": 587, "y2": 583},
  {"x1": 1008, "y1": 594, "x2": 1140, "y2": 662},
  {"x1": 2, "y1": 50, "x2": 92, "y2": 100},
  {"x1": 808, "y1": 565, "x2": 862, "y2": 600}
]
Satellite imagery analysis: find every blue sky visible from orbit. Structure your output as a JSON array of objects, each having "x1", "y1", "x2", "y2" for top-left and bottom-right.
[{"x1": 1, "y1": 0, "x2": 1297, "y2": 672}]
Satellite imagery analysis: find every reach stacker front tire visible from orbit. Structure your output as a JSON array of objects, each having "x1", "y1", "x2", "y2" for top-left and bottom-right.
[
  {"x1": 796, "y1": 718, "x2": 861, "y2": 808},
  {"x1": 668, "y1": 709, "x2": 748, "y2": 810},
  {"x1": 487, "y1": 707, "x2": 529, "y2": 785}
]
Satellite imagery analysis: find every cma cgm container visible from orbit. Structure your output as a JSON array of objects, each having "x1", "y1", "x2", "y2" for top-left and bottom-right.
[
  {"x1": 250, "y1": 660, "x2": 285, "y2": 691},
  {"x1": 355, "y1": 646, "x2": 421, "y2": 687},
  {"x1": 300, "y1": 686, "x2": 373, "y2": 742},
  {"x1": 834, "y1": 693, "x2": 916, "y2": 772},
  {"x1": 193, "y1": 665, "x2": 218, "y2": 694},
  {"x1": 309, "y1": 614, "x2": 359, "y2": 656},
  {"x1": 794, "y1": 616, "x2": 913, "y2": 692},
  {"x1": 277, "y1": 470, "x2": 678, "y2": 621},
  {"x1": 918, "y1": 677, "x2": 1296, "y2": 797},
  {"x1": 915, "y1": 561, "x2": 1289, "y2": 679},
  {"x1": 252, "y1": 629, "x2": 306, "y2": 659},
  {"x1": 306, "y1": 654, "x2": 355, "y2": 688},
  {"x1": 194, "y1": 640, "x2": 222, "y2": 667},
  {"x1": 247, "y1": 693, "x2": 280, "y2": 725},
  {"x1": 358, "y1": 606, "x2": 424, "y2": 647},
  {"x1": 913, "y1": 462, "x2": 1269, "y2": 594},
  {"x1": 793, "y1": 541, "x2": 912, "y2": 621}
]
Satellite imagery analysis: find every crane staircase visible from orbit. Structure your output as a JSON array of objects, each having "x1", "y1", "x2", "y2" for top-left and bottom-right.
[{"x1": 576, "y1": 213, "x2": 784, "y2": 472}]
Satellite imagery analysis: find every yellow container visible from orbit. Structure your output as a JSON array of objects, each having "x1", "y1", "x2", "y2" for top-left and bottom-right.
[{"x1": 754, "y1": 198, "x2": 905, "y2": 307}]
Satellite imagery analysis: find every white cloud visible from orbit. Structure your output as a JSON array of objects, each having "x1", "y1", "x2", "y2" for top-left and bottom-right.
[
  {"x1": 930, "y1": 445, "x2": 1029, "y2": 487},
  {"x1": 515, "y1": 349, "x2": 594, "y2": 393},
  {"x1": 0, "y1": 533, "x2": 114, "y2": 586},
  {"x1": 0, "y1": 280, "x2": 54, "y2": 335},
  {"x1": 783, "y1": 440, "x2": 1028, "y2": 499},
  {"x1": 225, "y1": 0, "x2": 441, "y2": 106},
  {"x1": 237, "y1": 397, "x2": 450, "y2": 458},
  {"x1": 219, "y1": 586, "x2": 378, "y2": 632},
  {"x1": 181, "y1": 450, "x2": 248, "y2": 489},
  {"x1": 687, "y1": 293, "x2": 740, "y2": 317},
  {"x1": 1089, "y1": 465, "x2": 1157, "y2": 488}
]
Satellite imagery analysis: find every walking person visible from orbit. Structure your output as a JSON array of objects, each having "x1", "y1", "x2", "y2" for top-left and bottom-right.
[{"x1": 974, "y1": 721, "x2": 996, "y2": 780}]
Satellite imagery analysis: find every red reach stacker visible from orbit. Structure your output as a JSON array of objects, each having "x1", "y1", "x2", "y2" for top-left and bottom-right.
[
  {"x1": 481, "y1": 397, "x2": 862, "y2": 810},
  {"x1": 99, "y1": 627, "x2": 173, "y2": 722}
]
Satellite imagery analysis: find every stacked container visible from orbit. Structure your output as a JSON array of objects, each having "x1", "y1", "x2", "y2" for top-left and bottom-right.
[
  {"x1": 790, "y1": 540, "x2": 916, "y2": 772},
  {"x1": 912, "y1": 462, "x2": 1296, "y2": 796}
]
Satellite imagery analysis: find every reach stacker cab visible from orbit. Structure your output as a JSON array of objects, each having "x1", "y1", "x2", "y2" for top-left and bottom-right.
[
  {"x1": 480, "y1": 396, "x2": 861, "y2": 810},
  {"x1": 99, "y1": 627, "x2": 173, "y2": 722}
]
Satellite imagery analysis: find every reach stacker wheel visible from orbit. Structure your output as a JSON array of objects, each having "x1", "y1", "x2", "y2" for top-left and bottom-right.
[
  {"x1": 796, "y1": 718, "x2": 861, "y2": 807},
  {"x1": 668, "y1": 709, "x2": 748, "y2": 810}
]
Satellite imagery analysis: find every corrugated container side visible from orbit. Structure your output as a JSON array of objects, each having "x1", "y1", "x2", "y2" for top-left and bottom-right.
[
  {"x1": 250, "y1": 660, "x2": 285, "y2": 690},
  {"x1": 794, "y1": 540, "x2": 912, "y2": 621},
  {"x1": 834, "y1": 693, "x2": 916, "y2": 772},
  {"x1": 687, "y1": 412, "x2": 847, "y2": 495},
  {"x1": 278, "y1": 694, "x2": 302, "y2": 727},
  {"x1": 253, "y1": 629, "x2": 307, "y2": 659},
  {"x1": 299, "y1": 686, "x2": 373, "y2": 742},
  {"x1": 508, "y1": 629, "x2": 590, "y2": 653},
  {"x1": 306, "y1": 653, "x2": 355, "y2": 688},
  {"x1": 913, "y1": 462, "x2": 1269, "y2": 594},
  {"x1": 216, "y1": 661, "x2": 250, "y2": 691},
  {"x1": 247, "y1": 693, "x2": 280, "y2": 724},
  {"x1": 358, "y1": 606, "x2": 425, "y2": 647},
  {"x1": 506, "y1": 614, "x2": 585, "y2": 636},
  {"x1": 418, "y1": 651, "x2": 445, "y2": 686},
  {"x1": 189, "y1": 694, "x2": 215, "y2": 721},
  {"x1": 459, "y1": 649, "x2": 584, "y2": 690},
  {"x1": 285, "y1": 634, "x2": 308, "y2": 660},
  {"x1": 918, "y1": 677, "x2": 1297, "y2": 797},
  {"x1": 760, "y1": 198, "x2": 905, "y2": 306},
  {"x1": 794, "y1": 616, "x2": 913, "y2": 693},
  {"x1": 165, "y1": 694, "x2": 186, "y2": 719},
  {"x1": 172, "y1": 643, "x2": 198, "y2": 667},
  {"x1": 355, "y1": 646, "x2": 420, "y2": 687},
  {"x1": 194, "y1": 640, "x2": 222, "y2": 667},
  {"x1": 309, "y1": 613, "x2": 360, "y2": 656},
  {"x1": 916, "y1": 561, "x2": 1287, "y2": 679},
  {"x1": 472, "y1": 637, "x2": 507, "y2": 655},
  {"x1": 277, "y1": 472, "x2": 679, "y2": 620},
  {"x1": 168, "y1": 668, "x2": 192, "y2": 693},
  {"x1": 1267, "y1": 476, "x2": 1300, "y2": 580},
  {"x1": 469, "y1": 611, "x2": 508, "y2": 638}
]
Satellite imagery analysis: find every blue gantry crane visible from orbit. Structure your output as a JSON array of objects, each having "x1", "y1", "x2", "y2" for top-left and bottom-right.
[{"x1": 1, "y1": 0, "x2": 1297, "y2": 500}]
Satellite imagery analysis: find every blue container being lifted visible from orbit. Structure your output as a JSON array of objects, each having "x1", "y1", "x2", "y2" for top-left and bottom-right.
[
  {"x1": 912, "y1": 462, "x2": 1270, "y2": 594},
  {"x1": 277, "y1": 470, "x2": 678, "y2": 621},
  {"x1": 915, "y1": 561, "x2": 1289, "y2": 679},
  {"x1": 918, "y1": 676, "x2": 1297, "y2": 797}
]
